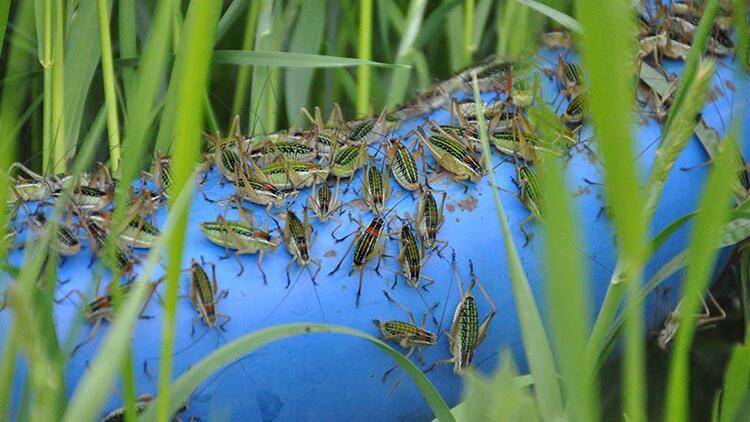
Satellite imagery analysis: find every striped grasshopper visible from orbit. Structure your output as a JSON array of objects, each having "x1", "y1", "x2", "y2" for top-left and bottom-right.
[
  {"x1": 299, "y1": 105, "x2": 347, "y2": 159},
  {"x1": 308, "y1": 179, "x2": 343, "y2": 223},
  {"x1": 561, "y1": 94, "x2": 586, "y2": 125},
  {"x1": 430, "y1": 251, "x2": 496, "y2": 374},
  {"x1": 188, "y1": 257, "x2": 230, "y2": 335},
  {"x1": 199, "y1": 205, "x2": 280, "y2": 282},
  {"x1": 346, "y1": 106, "x2": 390, "y2": 146},
  {"x1": 514, "y1": 164, "x2": 543, "y2": 245},
  {"x1": 90, "y1": 211, "x2": 161, "y2": 249},
  {"x1": 252, "y1": 159, "x2": 329, "y2": 192},
  {"x1": 362, "y1": 160, "x2": 391, "y2": 214},
  {"x1": 385, "y1": 137, "x2": 421, "y2": 192},
  {"x1": 415, "y1": 126, "x2": 483, "y2": 183},
  {"x1": 544, "y1": 55, "x2": 584, "y2": 99},
  {"x1": 328, "y1": 197, "x2": 406, "y2": 307},
  {"x1": 7, "y1": 162, "x2": 71, "y2": 204},
  {"x1": 416, "y1": 186, "x2": 447, "y2": 252},
  {"x1": 76, "y1": 210, "x2": 138, "y2": 276},
  {"x1": 25, "y1": 211, "x2": 81, "y2": 257},
  {"x1": 279, "y1": 207, "x2": 322, "y2": 287},
  {"x1": 58, "y1": 279, "x2": 161, "y2": 356},
  {"x1": 374, "y1": 290, "x2": 438, "y2": 380},
  {"x1": 390, "y1": 219, "x2": 434, "y2": 290}
]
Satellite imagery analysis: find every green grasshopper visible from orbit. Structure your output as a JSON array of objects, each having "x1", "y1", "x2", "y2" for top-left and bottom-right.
[
  {"x1": 362, "y1": 161, "x2": 391, "y2": 214},
  {"x1": 346, "y1": 106, "x2": 390, "y2": 146},
  {"x1": 141, "y1": 151, "x2": 172, "y2": 202},
  {"x1": 255, "y1": 160, "x2": 329, "y2": 191},
  {"x1": 279, "y1": 207, "x2": 321, "y2": 287},
  {"x1": 300, "y1": 105, "x2": 347, "y2": 159},
  {"x1": 330, "y1": 143, "x2": 371, "y2": 179},
  {"x1": 374, "y1": 290, "x2": 438, "y2": 380},
  {"x1": 90, "y1": 211, "x2": 161, "y2": 249},
  {"x1": 308, "y1": 179, "x2": 343, "y2": 223},
  {"x1": 200, "y1": 210, "x2": 280, "y2": 282},
  {"x1": 415, "y1": 126, "x2": 483, "y2": 183},
  {"x1": 7, "y1": 162, "x2": 71, "y2": 204},
  {"x1": 490, "y1": 130, "x2": 540, "y2": 162},
  {"x1": 514, "y1": 164, "x2": 543, "y2": 245},
  {"x1": 416, "y1": 186, "x2": 447, "y2": 252},
  {"x1": 248, "y1": 139, "x2": 317, "y2": 166},
  {"x1": 390, "y1": 219, "x2": 434, "y2": 289},
  {"x1": 77, "y1": 211, "x2": 137, "y2": 276},
  {"x1": 385, "y1": 137, "x2": 421, "y2": 192},
  {"x1": 545, "y1": 55, "x2": 583, "y2": 99},
  {"x1": 430, "y1": 251, "x2": 496, "y2": 374},
  {"x1": 188, "y1": 257, "x2": 230, "y2": 335}
]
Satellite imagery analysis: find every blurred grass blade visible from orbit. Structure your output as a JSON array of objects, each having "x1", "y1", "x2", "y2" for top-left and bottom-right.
[
  {"x1": 734, "y1": 0, "x2": 749, "y2": 71},
  {"x1": 576, "y1": 1, "x2": 647, "y2": 421},
  {"x1": 385, "y1": 0, "x2": 427, "y2": 108},
  {"x1": 717, "y1": 342, "x2": 750, "y2": 422},
  {"x1": 414, "y1": 0, "x2": 460, "y2": 51},
  {"x1": 139, "y1": 323, "x2": 454, "y2": 422},
  {"x1": 231, "y1": 0, "x2": 260, "y2": 118},
  {"x1": 587, "y1": 0, "x2": 723, "y2": 366},
  {"x1": 64, "y1": 0, "x2": 105, "y2": 156},
  {"x1": 471, "y1": 74, "x2": 563, "y2": 420},
  {"x1": 0, "y1": 0, "x2": 9, "y2": 57},
  {"x1": 284, "y1": 0, "x2": 325, "y2": 127},
  {"x1": 515, "y1": 0, "x2": 581, "y2": 34},
  {"x1": 214, "y1": 50, "x2": 408, "y2": 68},
  {"x1": 216, "y1": 0, "x2": 249, "y2": 43},
  {"x1": 498, "y1": 0, "x2": 534, "y2": 60},
  {"x1": 538, "y1": 150, "x2": 598, "y2": 420},
  {"x1": 665, "y1": 119, "x2": 736, "y2": 421},
  {"x1": 97, "y1": 0, "x2": 121, "y2": 172},
  {"x1": 156, "y1": 1, "x2": 222, "y2": 421},
  {"x1": 118, "y1": 0, "x2": 137, "y2": 104},
  {"x1": 356, "y1": 0, "x2": 373, "y2": 115},
  {"x1": 249, "y1": 0, "x2": 273, "y2": 135},
  {"x1": 470, "y1": 0, "x2": 493, "y2": 52},
  {"x1": 459, "y1": 352, "x2": 540, "y2": 421},
  {"x1": 61, "y1": 173, "x2": 197, "y2": 422}
]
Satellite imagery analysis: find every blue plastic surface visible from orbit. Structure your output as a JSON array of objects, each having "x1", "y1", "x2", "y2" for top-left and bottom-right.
[{"x1": 2, "y1": 54, "x2": 747, "y2": 421}]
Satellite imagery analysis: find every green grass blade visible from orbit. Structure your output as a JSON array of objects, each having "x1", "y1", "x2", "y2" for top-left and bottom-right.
[
  {"x1": 586, "y1": 0, "x2": 723, "y2": 366},
  {"x1": 0, "y1": 0, "x2": 9, "y2": 57},
  {"x1": 575, "y1": 1, "x2": 646, "y2": 420},
  {"x1": 230, "y1": 0, "x2": 260, "y2": 119},
  {"x1": 463, "y1": 0, "x2": 474, "y2": 64},
  {"x1": 414, "y1": 0, "x2": 460, "y2": 51},
  {"x1": 385, "y1": 0, "x2": 427, "y2": 108},
  {"x1": 471, "y1": 74, "x2": 564, "y2": 420},
  {"x1": 156, "y1": 1, "x2": 222, "y2": 420},
  {"x1": 214, "y1": 50, "x2": 405, "y2": 68},
  {"x1": 665, "y1": 107, "x2": 735, "y2": 421},
  {"x1": 538, "y1": 152, "x2": 598, "y2": 421},
  {"x1": 445, "y1": 0, "x2": 463, "y2": 71},
  {"x1": 97, "y1": 0, "x2": 121, "y2": 173},
  {"x1": 249, "y1": 0, "x2": 273, "y2": 135},
  {"x1": 139, "y1": 323, "x2": 454, "y2": 422},
  {"x1": 718, "y1": 343, "x2": 750, "y2": 422},
  {"x1": 356, "y1": 0, "x2": 373, "y2": 115},
  {"x1": 61, "y1": 173, "x2": 198, "y2": 422},
  {"x1": 497, "y1": 0, "x2": 534, "y2": 60},
  {"x1": 118, "y1": 0, "x2": 137, "y2": 106},
  {"x1": 216, "y1": 0, "x2": 249, "y2": 43},
  {"x1": 62, "y1": 0, "x2": 103, "y2": 165},
  {"x1": 284, "y1": 0, "x2": 326, "y2": 127},
  {"x1": 515, "y1": 0, "x2": 581, "y2": 34},
  {"x1": 470, "y1": 0, "x2": 493, "y2": 53}
]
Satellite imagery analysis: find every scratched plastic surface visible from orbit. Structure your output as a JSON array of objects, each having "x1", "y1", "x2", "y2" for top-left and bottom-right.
[{"x1": 2, "y1": 53, "x2": 746, "y2": 421}]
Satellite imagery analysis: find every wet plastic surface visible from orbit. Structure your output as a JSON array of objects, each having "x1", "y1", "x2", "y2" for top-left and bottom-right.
[{"x1": 2, "y1": 54, "x2": 746, "y2": 421}]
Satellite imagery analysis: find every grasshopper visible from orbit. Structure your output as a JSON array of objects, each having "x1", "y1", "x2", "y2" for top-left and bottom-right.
[
  {"x1": 374, "y1": 290, "x2": 438, "y2": 380},
  {"x1": 256, "y1": 161, "x2": 329, "y2": 191},
  {"x1": 300, "y1": 105, "x2": 347, "y2": 159},
  {"x1": 279, "y1": 207, "x2": 322, "y2": 287},
  {"x1": 657, "y1": 292, "x2": 726, "y2": 351},
  {"x1": 249, "y1": 139, "x2": 317, "y2": 166},
  {"x1": 514, "y1": 164, "x2": 543, "y2": 245},
  {"x1": 415, "y1": 126, "x2": 483, "y2": 183},
  {"x1": 26, "y1": 211, "x2": 81, "y2": 257},
  {"x1": 385, "y1": 137, "x2": 421, "y2": 192},
  {"x1": 561, "y1": 94, "x2": 586, "y2": 125},
  {"x1": 188, "y1": 257, "x2": 230, "y2": 335},
  {"x1": 200, "y1": 211, "x2": 280, "y2": 282},
  {"x1": 77, "y1": 211, "x2": 137, "y2": 275},
  {"x1": 390, "y1": 219, "x2": 434, "y2": 289},
  {"x1": 59, "y1": 280, "x2": 161, "y2": 356},
  {"x1": 328, "y1": 197, "x2": 406, "y2": 307},
  {"x1": 416, "y1": 187, "x2": 447, "y2": 252},
  {"x1": 346, "y1": 106, "x2": 390, "y2": 146},
  {"x1": 141, "y1": 151, "x2": 172, "y2": 201},
  {"x1": 362, "y1": 161, "x2": 391, "y2": 214},
  {"x1": 545, "y1": 55, "x2": 583, "y2": 99},
  {"x1": 7, "y1": 162, "x2": 72, "y2": 203},
  {"x1": 90, "y1": 211, "x2": 161, "y2": 249},
  {"x1": 431, "y1": 252, "x2": 496, "y2": 374},
  {"x1": 330, "y1": 143, "x2": 371, "y2": 179},
  {"x1": 308, "y1": 179, "x2": 343, "y2": 223},
  {"x1": 62, "y1": 185, "x2": 114, "y2": 212},
  {"x1": 490, "y1": 130, "x2": 539, "y2": 162}
]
